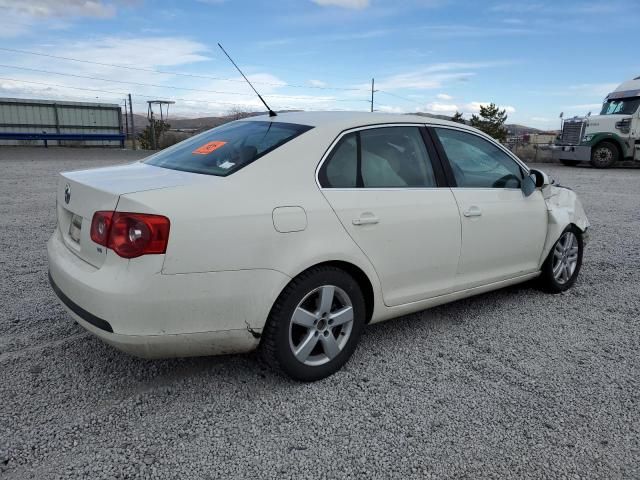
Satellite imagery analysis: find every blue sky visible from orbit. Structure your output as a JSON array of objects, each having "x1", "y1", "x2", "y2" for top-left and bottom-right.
[{"x1": 0, "y1": 0, "x2": 637, "y2": 129}]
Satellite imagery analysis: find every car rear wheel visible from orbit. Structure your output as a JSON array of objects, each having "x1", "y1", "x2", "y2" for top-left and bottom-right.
[
  {"x1": 260, "y1": 266, "x2": 365, "y2": 381},
  {"x1": 539, "y1": 226, "x2": 583, "y2": 293},
  {"x1": 560, "y1": 159, "x2": 580, "y2": 167},
  {"x1": 590, "y1": 141, "x2": 618, "y2": 168}
]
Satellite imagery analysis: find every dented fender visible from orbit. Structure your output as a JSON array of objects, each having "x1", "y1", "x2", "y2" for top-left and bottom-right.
[{"x1": 539, "y1": 184, "x2": 589, "y2": 267}]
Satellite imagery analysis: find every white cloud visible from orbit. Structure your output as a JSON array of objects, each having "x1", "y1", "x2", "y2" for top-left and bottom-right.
[
  {"x1": 464, "y1": 102, "x2": 515, "y2": 114},
  {"x1": 426, "y1": 102, "x2": 458, "y2": 113},
  {"x1": 0, "y1": 0, "x2": 116, "y2": 18},
  {"x1": 363, "y1": 61, "x2": 508, "y2": 91},
  {"x1": 311, "y1": 0, "x2": 370, "y2": 9},
  {"x1": 568, "y1": 83, "x2": 618, "y2": 97},
  {"x1": 0, "y1": 0, "x2": 121, "y2": 37},
  {"x1": 308, "y1": 79, "x2": 328, "y2": 88},
  {"x1": 56, "y1": 36, "x2": 210, "y2": 68},
  {"x1": 436, "y1": 93, "x2": 453, "y2": 100}
]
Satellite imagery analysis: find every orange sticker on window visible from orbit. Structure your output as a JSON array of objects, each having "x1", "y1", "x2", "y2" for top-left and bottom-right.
[{"x1": 192, "y1": 141, "x2": 227, "y2": 155}]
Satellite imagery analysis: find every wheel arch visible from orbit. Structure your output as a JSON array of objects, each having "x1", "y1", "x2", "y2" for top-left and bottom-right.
[
  {"x1": 593, "y1": 137, "x2": 623, "y2": 159},
  {"x1": 280, "y1": 260, "x2": 376, "y2": 324}
]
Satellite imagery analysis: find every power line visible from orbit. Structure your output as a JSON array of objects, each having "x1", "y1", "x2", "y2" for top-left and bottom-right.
[
  {"x1": 0, "y1": 64, "x2": 367, "y2": 103},
  {"x1": 0, "y1": 76, "x2": 367, "y2": 112},
  {"x1": 0, "y1": 46, "x2": 368, "y2": 92},
  {"x1": 377, "y1": 89, "x2": 422, "y2": 105}
]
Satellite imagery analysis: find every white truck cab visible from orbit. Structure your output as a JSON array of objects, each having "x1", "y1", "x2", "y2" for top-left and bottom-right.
[{"x1": 553, "y1": 76, "x2": 640, "y2": 168}]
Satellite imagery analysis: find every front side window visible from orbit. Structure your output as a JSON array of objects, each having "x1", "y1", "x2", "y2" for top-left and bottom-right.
[
  {"x1": 319, "y1": 126, "x2": 437, "y2": 188},
  {"x1": 434, "y1": 128, "x2": 523, "y2": 188},
  {"x1": 145, "y1": 120, "x2": 313, "y2": 176}
]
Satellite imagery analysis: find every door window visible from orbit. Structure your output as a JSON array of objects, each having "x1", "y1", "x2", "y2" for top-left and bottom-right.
[
  {"x1": 360, "y1": 127, "x2": 436, "y2": 188},
  {"x1": 319, "y1": 126, "x2": 437, "y2": 188},
  {"x1": 434, "y1": 128, "x2": 524, "y2": 188}
]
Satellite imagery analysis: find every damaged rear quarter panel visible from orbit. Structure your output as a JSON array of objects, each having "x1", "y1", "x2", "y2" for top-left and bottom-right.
[{"x1": 539, "y1": 184, "x2": 590, "y2": 267}]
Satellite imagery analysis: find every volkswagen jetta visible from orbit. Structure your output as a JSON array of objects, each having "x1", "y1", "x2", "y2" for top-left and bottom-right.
[{"x1": 48, "y1": 112, "x2": 589, "y2": 381}]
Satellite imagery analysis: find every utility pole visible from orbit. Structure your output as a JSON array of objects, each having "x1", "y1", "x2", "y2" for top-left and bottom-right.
[
  {"x1": 128, "y1": 93, "x2": 137, "y2": 150},
  {"x1": 370, "y1": 78, "x2": 375, "y2": 112},
  {"x1": 123, "y1": 98, "x2": 129, "y2": 142},
  {"x1": 149, "y1": 108, "x2": 156, "y2": 150}
]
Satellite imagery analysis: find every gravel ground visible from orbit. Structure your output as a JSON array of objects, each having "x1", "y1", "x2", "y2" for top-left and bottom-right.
[{"x1": 1, "y1": 147, "x2": 639, "y2": 479}]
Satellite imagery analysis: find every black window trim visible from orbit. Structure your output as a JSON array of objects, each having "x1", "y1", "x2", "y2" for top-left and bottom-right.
[
  {"x1": 316, "y1": 123, "x2": 450, "y2": 189},
  {"x1": 427, "y1": 125, "x2": 531, "y2": 190}
]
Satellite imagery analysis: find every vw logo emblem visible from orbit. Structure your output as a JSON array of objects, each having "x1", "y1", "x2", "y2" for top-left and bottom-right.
[{"x1": 64, "y1": 184, "x2": 71, "y2": 204}]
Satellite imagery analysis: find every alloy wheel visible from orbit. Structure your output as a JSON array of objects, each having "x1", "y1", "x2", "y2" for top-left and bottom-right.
[
  {"x1": 552, "y1": 231, "x2": 579, "y2": 284},
  {"x1": 288, "y1": 285, "x2": 354, "y2": 366}
]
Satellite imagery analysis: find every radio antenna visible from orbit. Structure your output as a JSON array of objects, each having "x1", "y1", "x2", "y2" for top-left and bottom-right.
[{"x1": 218, "y1": 43, "x2": 277, "y2": 118}]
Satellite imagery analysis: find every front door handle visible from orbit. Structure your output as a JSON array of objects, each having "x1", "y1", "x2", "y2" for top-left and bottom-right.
[
  {"x1": 463, "y1": 206, "x2": 482, "y2": 217},
  {"x1": 352, "y1": 213, "x2": 379, "y2": 225}
]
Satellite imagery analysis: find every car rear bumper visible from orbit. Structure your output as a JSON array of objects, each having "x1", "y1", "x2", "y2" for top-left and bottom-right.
[
  {"x1": 551, "y1": 145, "x2": 591, "y2": 162},
  {"x1": 47, "y1": 228, "x2": 291, "y2": 358}
]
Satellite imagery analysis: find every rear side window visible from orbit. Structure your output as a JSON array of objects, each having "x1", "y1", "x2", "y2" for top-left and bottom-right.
[
  {"x1": 319, "y1": 126, "x2": 437, "y2": 188},
  {"x1": 145, "y1": 121, "x2": 313, "y2": 176}
]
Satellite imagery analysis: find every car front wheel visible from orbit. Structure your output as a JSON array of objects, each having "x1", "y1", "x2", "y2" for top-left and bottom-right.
[
  {"x1": 260, "y1": 266, "x2": 365, "y2": 381},
  {"x1": 539, "y1": 226, "x2": 584, "y2": 293}
]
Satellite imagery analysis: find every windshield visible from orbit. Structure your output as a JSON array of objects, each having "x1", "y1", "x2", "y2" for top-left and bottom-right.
[
  {"x1": 144, "y1": 120, "x2": 313, "y2": 176},
  {"x1": 600, "y1": 97, "x2": 640, "y2": 115}
]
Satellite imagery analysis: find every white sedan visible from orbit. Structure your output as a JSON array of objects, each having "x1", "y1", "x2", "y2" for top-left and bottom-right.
[{"x1": 48, "y1": 112, "x2": 589, "y2": 381}]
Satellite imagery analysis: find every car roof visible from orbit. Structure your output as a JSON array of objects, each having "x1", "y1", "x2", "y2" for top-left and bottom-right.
[{"x1": 241, "y1": 110, "x2": 473, "y2": 132}]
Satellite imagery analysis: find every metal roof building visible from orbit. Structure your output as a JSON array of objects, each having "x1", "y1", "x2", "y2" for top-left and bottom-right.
[{"x1": 0, "y1": 97, "x2": 124, "y2": 147}]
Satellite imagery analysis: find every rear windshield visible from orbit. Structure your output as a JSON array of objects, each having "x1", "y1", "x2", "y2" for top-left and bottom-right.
[{"x1": 144, "y1": 120, "x2": 313, "y2": 176}]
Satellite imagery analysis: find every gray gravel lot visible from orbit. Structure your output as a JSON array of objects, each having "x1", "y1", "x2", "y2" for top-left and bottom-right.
[{"x1": 1, "y1": 147, "x2": 639, "y2": 479}]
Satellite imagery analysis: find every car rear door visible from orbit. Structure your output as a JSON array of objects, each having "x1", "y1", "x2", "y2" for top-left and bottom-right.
[
  {"x1": 430, "y1": 126, "x2": 548, "y2": 290},
  {"x1": 318, "y1": 124, "x2": 461, "y2": 307}
]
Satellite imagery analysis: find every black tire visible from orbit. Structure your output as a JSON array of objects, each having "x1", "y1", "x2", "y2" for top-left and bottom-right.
[
  {"x1": 560, "y1": 159, "x2": 580, "y2": 167},
  {"x1": 590, "y1": 141, "x2": 618, "y2": 168},
  {"x1": 539, "y1": 226, "x2": 584, "y2": 293},
  {"x1": 260, "y1": 266, "x2": 366, "y2": 381}
]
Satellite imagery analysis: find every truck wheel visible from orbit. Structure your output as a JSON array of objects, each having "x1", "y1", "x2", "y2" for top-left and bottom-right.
[
  {"x1": 590, "y1": 141, "x2": 618, "y2": 168},
  {"x1": 560, "y1": 160, "x2": 580, "y2": 166}
]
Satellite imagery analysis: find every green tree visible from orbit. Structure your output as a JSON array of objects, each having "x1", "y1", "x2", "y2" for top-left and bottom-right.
[
  {"x1": 138, "y1": 120, "x2": 171, "y2": 150},
  {"x1": 469, "y1": 103, "x2": 508, "y2": 142},
  {"x1": 451, "y1": 111, "x2": 465, "y2": 124}
]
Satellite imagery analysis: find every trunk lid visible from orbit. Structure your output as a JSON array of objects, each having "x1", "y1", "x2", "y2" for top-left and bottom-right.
[{"x1": 56, "y1": 161, "x2": 207, "y2": 267}]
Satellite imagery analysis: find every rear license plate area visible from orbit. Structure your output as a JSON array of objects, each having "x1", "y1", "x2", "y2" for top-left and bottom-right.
[{"x1": 68, "y1": 214, "x2": 82, "y2": 243}]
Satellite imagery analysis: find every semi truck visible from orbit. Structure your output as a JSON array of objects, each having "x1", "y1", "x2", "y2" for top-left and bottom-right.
[{"x1": 553, "y1": 76, "x2": 640, "y2": 168}]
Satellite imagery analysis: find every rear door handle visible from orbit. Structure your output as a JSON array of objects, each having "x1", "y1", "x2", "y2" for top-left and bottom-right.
[
  {"x1": 463, "y1": 206, "x2": 482, "y2": 217},
  {"x1": 352, "y1": 214, "x2": 379, "y2": 225}
]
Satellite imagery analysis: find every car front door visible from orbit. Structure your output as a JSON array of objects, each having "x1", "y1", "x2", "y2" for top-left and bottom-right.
[
  {"x1": 318, "y1": 125, "x2": 461, "y2": 307},
  {"x1": 431, "y1": 126, "x2": 548, "y2": 290}
]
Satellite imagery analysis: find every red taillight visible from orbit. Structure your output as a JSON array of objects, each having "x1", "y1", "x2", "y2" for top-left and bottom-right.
[
  {"x1": 90, "y1": 211, "x2": 170, "y2": 259},
  {"x1": 90, "y1": 211, "x2": 113, "y2": 246}
]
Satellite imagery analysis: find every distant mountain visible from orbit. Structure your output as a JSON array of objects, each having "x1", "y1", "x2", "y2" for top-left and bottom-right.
[{"x1": 126, "y1": 111, "x2": 544, "y2": 136}]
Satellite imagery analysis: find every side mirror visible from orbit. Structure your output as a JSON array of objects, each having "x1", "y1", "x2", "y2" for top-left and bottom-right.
[
  {"x1": 529, "y1": 169, "x2": 550, "y2": 188},
  {"x1": 521, "y1": 174, "x2": 536, "y2": 197}
]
